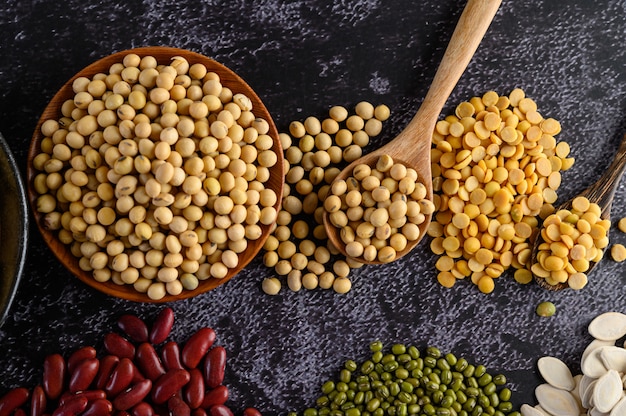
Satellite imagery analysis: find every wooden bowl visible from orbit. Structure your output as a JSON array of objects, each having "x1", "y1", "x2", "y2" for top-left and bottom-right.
[{"x1": 26, "y1": 47, "x2": 284, "y2": 302}]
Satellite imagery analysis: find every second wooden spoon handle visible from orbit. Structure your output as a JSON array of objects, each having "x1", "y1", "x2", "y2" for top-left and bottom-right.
[
  {"x1": 582, "y1": 133, "x2": 626, "y2": 217},
  {"x1": 413, "y1": 0, "x2": 502, "y2": 127}
]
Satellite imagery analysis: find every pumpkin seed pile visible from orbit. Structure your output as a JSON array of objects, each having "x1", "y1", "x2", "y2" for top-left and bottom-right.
[{"x1": 522, "y1": 311, "x2": 626, "y2": 416}]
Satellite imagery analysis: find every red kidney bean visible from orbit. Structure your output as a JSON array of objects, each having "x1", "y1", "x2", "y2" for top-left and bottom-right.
[
  {"x1": 118, "y1": 314, "x2": 149, "y2": 343},
  {"x1": 51, "y1": 395, "x2": 88, "y2": 416},
  {"x1": 168, "y1": 395, "x2": 190, "y2": 416},
  {"x1": 104, "y1": 333, "x2": 136, "y2": 359},
  {"x1": 113, "y1": 379, "x2": 152, "y2": 411},
  {"x1": 151, "y1": 369, "x2": 190, "y2": 404},
  {"x1": 161, "y1": 341, "x2": 183, "y2": 371},
  {"x1": 105, "y1": 357, "x2": 135, "y2": 398},
  {"x1": 183, "y1": 368, "x2": 204, "y2": 409},
  {"x1": 208, "y1": 404, "x2": 234, "y2": 416},
  {"x1": 243, "y1": 408, "x2": 263, "y2": 416},
  {"x1": 116, "y1": 411, "x2": 132, "y2": 416},
  {"x1": 135, "y1": 343, "x2": 166, "y2": 381},
  {"x1": 129, "y1": 360, "x2": 146, "y2": 383},
  {"x1": 94, "y1": 355, "x2": 120, "y2": 390},
  {"x1": 30, "y1": 385, "x2": 46, "y2": 416},
  {"x1": 43, "y1": 354, "x2": 66, "y2": 400},
  {"x1": 81, "y1": 398, "x2": 112, "y2": 416},
  {"x1": 67, "y1": 346, "x2": 97, "y2": 374},
  {"x1": 14, "y1": 409, "x2": 26, "y2": 416},
  {"x1": 59, "y1": 390, "x2": 106, "y2": 407},
  {"x1": 192, "y1": 409, "x2": 208, "y2": 416},
  {"x1": 0, "y1": 387, "x2": 29, "y2": 416},
  {"x1": 200, "y1": 386, "x2": 228, "y2": 409},
  {"x1": 149, "y1": 308, "x2": 174, "y2": 345},
  {"x1": 203, "y1": 346, "x2": 226, "y2": 389},
  {"x1": 131, "y1": 401, "x2": 155, "y2": 416},
  {"x1": 68, "y1": 358, "x2": 100, "y2": 393},
  {"x1": 182, "y1": 328, "x2": 216, "y2": 369}
]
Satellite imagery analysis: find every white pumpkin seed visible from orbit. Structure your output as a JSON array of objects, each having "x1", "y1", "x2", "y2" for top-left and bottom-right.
[
  {"x1": 538, "y1": 356, "x2": 576, "y2": 391},
  {"x1": 534, "y1": 405, "x2": 553, "y2": 416},
  {"x1": 588, "y1": 312, "x2": 626, "y2": 341},
  {"x1": 582, "y1": 339, "x2": 614, "y2": 367},
  {"x1": 535, "y1": 383, "x2": 581, "y2": 416},
  {"x1": 589, "y1": 407, "x2": 610, "y2": 416},
  {"x1": 570, "y1": 374, "x2": 584, "y2": 411},
  {"x1": 593, "y1": 369, "x2": 623, "y2": 413},
  {"x1": 581, "y1": 379, "x2": 597, "y2": 410},
  {"x1": 582, "y1": 344, "x2": 610, "y2": 378},
  {"x1": 600, "y1": 346, "x2": 626, "y2": 373},
  {"x1": 610, "y1": 396, "x2": 626, "y2": 416},
  {"x1": 521, "y1": 404, "x2": 549, "y2": 416}
]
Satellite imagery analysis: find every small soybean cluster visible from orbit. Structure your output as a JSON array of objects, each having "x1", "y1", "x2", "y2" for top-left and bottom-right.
[
  {"x1": 532, "y1": 196, "x2": 609, "y2": 289},
  {"x1": 429, "y1": 89, "x2": 574, "y2": 293},
  {"x1": 291, "y1": 342, "x2": 519, "y2": 416},
  {"x1": 324, "y1": 155, "x2": 434, "y2": 263},
  {"x1": 32, "y1": 53, "x2": 279, "y2": 300},
  {"x1": 261, "y1": 102, "x2": 390, "y2": 294}
]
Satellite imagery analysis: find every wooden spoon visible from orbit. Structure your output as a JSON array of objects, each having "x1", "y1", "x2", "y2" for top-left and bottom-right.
[
  {"x1": 323, "y1": 0, "x2": 502, "y2": 264},
  {"x1": 531, "y1": 133, "x2": 626, "y2": 291},
  {"x1": 26, "y1": 46, "x2": 284, "y2": 302}
]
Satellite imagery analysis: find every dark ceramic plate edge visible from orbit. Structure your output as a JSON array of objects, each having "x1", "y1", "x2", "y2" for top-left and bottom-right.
[{"x1": 0, "y1": 132, "x2": 29, "y2": 328}]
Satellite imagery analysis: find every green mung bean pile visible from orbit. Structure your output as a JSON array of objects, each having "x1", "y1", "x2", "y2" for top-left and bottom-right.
[{"x1": 290, "y1": 342, "x2": 520, "y2": 416}]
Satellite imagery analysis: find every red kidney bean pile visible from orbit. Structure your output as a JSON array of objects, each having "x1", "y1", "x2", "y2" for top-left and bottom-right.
[{"x1": 0, "y1": 308, "x2": 262, "y2": 416}]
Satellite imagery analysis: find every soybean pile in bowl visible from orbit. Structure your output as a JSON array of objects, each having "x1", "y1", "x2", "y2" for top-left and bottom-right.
[{"x1": 27, "y1": 47, "x2": 284, "y2": 302}]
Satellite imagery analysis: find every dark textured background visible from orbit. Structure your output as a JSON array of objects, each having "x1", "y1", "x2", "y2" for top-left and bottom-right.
[{"x1": 1, "y1": 0, "x2": 625, "y2": 413}]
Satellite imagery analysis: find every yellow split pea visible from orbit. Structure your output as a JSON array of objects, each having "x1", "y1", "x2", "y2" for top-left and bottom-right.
[{"x1": 430, "y1": 89, "x2": 574, "y2": 293}]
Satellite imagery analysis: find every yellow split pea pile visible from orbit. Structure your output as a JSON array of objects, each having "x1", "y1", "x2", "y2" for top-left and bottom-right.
[
  {"x1": 532, "y1": 196, "x2": 609, "y2": 290},
  {"x1": 261, "y1": 102, "x2": 391, "y2": 295},
  {"x1": 429, "y1": 89, "x2": 575, "y2": 293},
  {"x1": 32, "y1": 54, "x2": 279, "y2": 300}
]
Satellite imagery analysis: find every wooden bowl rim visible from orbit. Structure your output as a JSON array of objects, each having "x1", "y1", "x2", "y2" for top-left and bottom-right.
[{"x1": 26, "y1": 46, "x2": 284, "y2": 303}]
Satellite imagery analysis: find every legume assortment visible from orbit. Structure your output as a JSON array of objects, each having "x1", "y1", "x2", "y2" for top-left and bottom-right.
[
  {"x1": 429, "y1": 89, "x2": 574, "y2": 293},
  {"x1": 290, "y1": 341, "x2": 520, "y2": 416},
  {"x1": 0, "y1": 307, "x2": 262, "y2": 415},
  {"x1": 31, "y1": 53, "x2": 280, "y2": 300},
  {"x1": 261, "y1": 102, "x2": 391, "y2": 294}
]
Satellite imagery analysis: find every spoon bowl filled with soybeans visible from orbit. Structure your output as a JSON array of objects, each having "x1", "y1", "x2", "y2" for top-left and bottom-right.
[{"x1": 27, "y1": 47, "x2": 284, "y2": 302}]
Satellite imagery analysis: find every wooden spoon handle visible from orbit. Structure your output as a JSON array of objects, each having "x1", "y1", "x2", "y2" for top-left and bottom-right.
[
  {"x1": 410, "y1": 0, "x2": 502, "y2": 129},
  {"x1": 581, "y1": 133, "x2": 626, "y2": 217}
]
